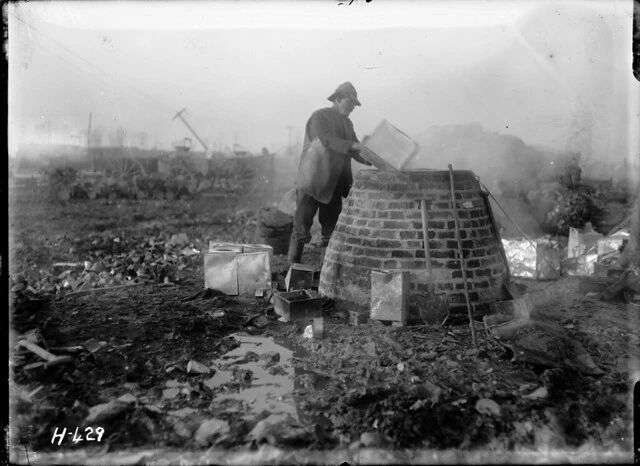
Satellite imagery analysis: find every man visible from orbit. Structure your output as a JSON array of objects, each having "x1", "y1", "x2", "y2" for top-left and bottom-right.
[{"x1": 287, "y1": 82, "x2": 372, "y2": 265}]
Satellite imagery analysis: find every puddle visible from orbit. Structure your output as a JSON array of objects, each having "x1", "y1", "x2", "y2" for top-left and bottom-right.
[{"x1": 209, "y1": 333, "x2": 298, "y2": 419}]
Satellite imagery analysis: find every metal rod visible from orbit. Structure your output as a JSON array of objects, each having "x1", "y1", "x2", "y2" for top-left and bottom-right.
[
  {"x1": 480, "y1": 191, "x2": 512, "y2": 284},
  {"x1": 420, "y1": 199, "x2": 433, "y2": 279},
  {"x1": 448, "y1": 165, "x2": 477, "y2": 349},
  {"x1": 172, "y1": 108, "x2": 209, "y2": 151}
]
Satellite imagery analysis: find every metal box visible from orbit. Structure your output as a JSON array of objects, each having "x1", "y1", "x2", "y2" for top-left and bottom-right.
[
  {"x1": 242, "y1": 243, "x2": 274, "y2": 261},
  {"x1": 208, "y1": 242, "x2": 243, "y2": 253},
  {"x1": 360, "y1": 120, "x2": 419, "y2": 171},
  {"x1": 285, "y1": 264, "x2": 316, "y2": 291},
  {"x1": 204, "y1": 250, "x2": 240, "y2": 295},
  {"x1": 237, "y1": 251, "x2": 271, "y2": 296},
  {"x1": 204, "y1": 243, "x2": 272, "y2": 296},
  {"x1": 273, "y1": 290, "x2": 322, "y2": 322},
  {"x1": 370, "y1": 270, "x2": 409, "y2": 322}
]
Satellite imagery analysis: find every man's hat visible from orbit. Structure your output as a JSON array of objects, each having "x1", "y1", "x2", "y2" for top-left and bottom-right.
[{"x1": 327, "y1": 82, "x2": 361, "y2": 106}]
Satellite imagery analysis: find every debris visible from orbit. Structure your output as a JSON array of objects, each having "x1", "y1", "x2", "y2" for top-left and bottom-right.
[
  {"x1": 259, "y1": 351, "x2": 280, "y2": 365},
  {"x1": 483, "y1": 316, "x2": 603, "y2": 375},
  {"x1": 187, "y1": 360, "x2": 212, "y2": 375},
  {"x1": 168, "y1": 407, "x2": 196, "y2": 418},
  {"x1": 170, "y1": 233, "x2": 189, "y2": 246},
  {"x1": 165, "y1": 379, "x2": 182, "y2": 388},
  {"x1": 81, "y1": 338, "x2": 106, "y2": 354},
  {"x1": 475, "y1": 398, "x2": 501, "y2": 416},
  {"x1": 18, "y1": 340, "x2": 73, "y2": 369},
  {"x1": 248, "y1": 413, "x2": 298, "y2": 444},
  {"x1": 303, "y1": 325, "x2": 313, "y2": 339},
  {"x1": 523, "y1": 387, "x2": 548, "y2": 400},
  {"x1": 116, "y1": 394, "x2": 138, "y2": 404},
  {"x1": 162, "y1": 388, "x2": 180, "y2": 400},
  {"x1": 180, "y1": 246, "x2": 200, "y2": 256},
  {"x1": 194, "y1": 418, "x2": 230, "y2": 447},
  {"x1": 359, "y1": 431, "x2": 393, "y2": 448},
  {"x1": 85, "y1": 400, "x2": 134, "y2": 424}
]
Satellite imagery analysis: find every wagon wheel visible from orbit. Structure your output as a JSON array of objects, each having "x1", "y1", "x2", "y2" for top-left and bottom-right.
[
  {"x1": 168, "y1": 162, "x2": 199, "y2": 196},
  {"x1": 221, "y1": 158, "x2": 259, "y2": 196},
  {"x1": 104, "y1": 156, "x2": 146, "y2": 180}
]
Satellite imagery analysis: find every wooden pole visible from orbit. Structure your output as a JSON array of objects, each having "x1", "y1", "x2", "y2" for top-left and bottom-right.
[
  {"x1": 448, "y1": 164, "x2": 477, "y2": 349},
  {"x1": 87, "y1": 111, "x2": 93, "y2": 170}
]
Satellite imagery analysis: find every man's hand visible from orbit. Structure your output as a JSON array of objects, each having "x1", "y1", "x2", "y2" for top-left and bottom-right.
[{"x1": 351, "y1": 142, "x2": 362, "y2": 152}]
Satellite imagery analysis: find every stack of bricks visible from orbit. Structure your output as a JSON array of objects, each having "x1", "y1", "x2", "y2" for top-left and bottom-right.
[{"x1": 318, "y1": 169, "x2": 508, "y2": 322}]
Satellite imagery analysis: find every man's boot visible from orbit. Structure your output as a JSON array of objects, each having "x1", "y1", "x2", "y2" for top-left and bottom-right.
[{"x1": 287, "y1": 239, "x2": 305, "y2": 265}]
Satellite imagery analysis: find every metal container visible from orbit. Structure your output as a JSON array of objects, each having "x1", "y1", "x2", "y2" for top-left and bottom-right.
[
  {"x1": 204, "y1": 250, "x2": 240, "y2": 295},
  {"x1": 370, "y1": 270, "x2": 409, "y2": 323},
  {"x1": 285, "y1": 264, "x2": 316, "y2": 291},
  {"x1": 208, "y1": 242, "x2": 243, "y2": 253},
  {"x1": 242, "y1": 243, "x2": 274, "y2": 261},
  {"x1": 237, "y1": 251, "x2": 271, "y2": 296},
  {"x1": 273, "y1": 290, "x2": 322, "y2": 322}
]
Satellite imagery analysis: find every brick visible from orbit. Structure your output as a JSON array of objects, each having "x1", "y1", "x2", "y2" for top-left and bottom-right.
[
  {"x1": 376, "y1": 211, "x2": 389, "y2": 219},
  {"x1": 382, "y1": 259, "x2": 399, "y2": 268},
  {"x1": 361, "y1": 238, "x2": 376, "y2": 247},
  {"x1": 461, "y1": 240, "x2": 474, "y2": 249},
  {"x1": 378, "y1": 230, "x2": 399, "y2": 239},
  {"x1": 376, "y1": 239, "x2": 402, "y2": 248},
  {"x1": 354, "y1": 219, "x2": 367, "y2": 227},
  {"x1": 436, "y1": 231, "x2": 455, "y2": 239},
  {"x1": 399, "y1": 231, "x2": 419, "y2": 240},
  {"x1": 456, "y1": 210, "x2": 469, "y2": 219},
  {"x1": 465, "y1": 259, "x2": 480, "y2": 268},
  {"x1": 391, "y1": 250, "x2": 414, "y2": 259},
  {"x1": 383, "y1": 220, "x2": 409, "y2": 230},
  {"x1": 389, "y1": 211, "x2": 405, "y2": 220},
  {"x1": 357, "y1": 228, "x2": 371, "y2": 236},
  {"x1": 430, "y1": 210, "x2": 454, "y2": 220},
  {"x1": 430, "y1": 250, "x2": 456, "y2": 259},
  {"x1": 445, "y1": 260, "x2": 461, "y2": 269},
  {"x1": 346, "y1": 237, "x2": 363, "y2": 246},
  {"x1": 415, "y1": 249, "x2": 425, "y2": 258},
  {"x1": 430, "y1": 221, "x2": 446, "y2": 230}
]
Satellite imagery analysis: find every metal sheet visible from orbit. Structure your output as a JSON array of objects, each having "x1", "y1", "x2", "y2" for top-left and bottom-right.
[
  {"x1": 237, "y1": 251, "x2": 272, "y2": 296},
  {"x1": 204, "y1": 251, "x2": 239, "y2": 295},
  {"x1": 370, "y1": 270, "x2": 409, "y2": 322}
]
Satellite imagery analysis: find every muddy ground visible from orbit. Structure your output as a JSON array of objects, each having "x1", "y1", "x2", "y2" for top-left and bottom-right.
[{"x1": 7, "y1": 184, "x2": 638, "y2": 464}]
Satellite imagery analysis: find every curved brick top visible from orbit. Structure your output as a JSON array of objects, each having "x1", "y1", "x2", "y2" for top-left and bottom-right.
[{"x1": 319, "y1": 168, "x2": 508, "y2": 322}]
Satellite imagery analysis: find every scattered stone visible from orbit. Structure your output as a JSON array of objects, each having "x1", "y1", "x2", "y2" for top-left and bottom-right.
[
  {"x1": 81, "y1": 338, "x2": 106, "y2": 354},
  {"x1": 170, "y1": 233, "x2": 189, "y2": 246},
  {"x1": 267, "y1": 365, "x2": 287, "y2": 376},
  {"x1": 170, "y1": 418, "x2": 194, "y2": 439},
  {"x1": 259, "y1": 351, "x2": 281, "y2": 365},
  {"x1": 165, "y1": 379, "x2": 182, "y2": 388},
  {"x1": 187, "y1": 360, "x2": 212, "y2": 375},
  {"x1": 168, "y1": 407, "x2": 196, "y2": 418},
  {"x1": 523, "y1": 387, "x2": 549, "y2": 400},
  {"x1": 116, "y1": 394, "x2": 138, "y2": 404},
  {"x1": 85, "y1": 400, "x2": 133, "y2": 424},
  {"x1": 194, "y1": 418, "x2": 230, "y2": 447},
  {"x1": 475, "y1": 398, "x2": 501, "y2": 416},
  {"x1": 162, "y1": 388, "x2": 180, "y2": 400},
  {"x1": 359, "y1": 431, "x2": 392, "y2": 448},
  {"x1": 248, "y1": 413, "x2": 291, "y2": 443}
]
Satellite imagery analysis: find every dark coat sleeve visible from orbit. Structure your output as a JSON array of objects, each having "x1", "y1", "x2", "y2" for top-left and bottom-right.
[{"x1": 309, "y1": 111, "x2": 354, "y2": 155}]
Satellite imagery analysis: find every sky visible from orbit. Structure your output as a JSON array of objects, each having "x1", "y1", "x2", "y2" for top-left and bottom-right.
[{"x1": 7, "y1": 0, "x2": 639, "y2": 179}]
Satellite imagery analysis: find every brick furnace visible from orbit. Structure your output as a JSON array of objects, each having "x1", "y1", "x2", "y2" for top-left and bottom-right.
[{"x1": 318, "y1": 169, "x2": 509, "y2": 322}]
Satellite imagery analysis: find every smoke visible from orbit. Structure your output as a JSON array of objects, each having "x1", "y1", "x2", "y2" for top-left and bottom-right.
[{"x1": 405, "y1": 123, "x2": 581, "y2": 237}]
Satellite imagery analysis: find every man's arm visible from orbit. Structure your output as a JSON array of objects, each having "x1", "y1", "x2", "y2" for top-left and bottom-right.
[{"x1": 309, "y1": 111, "x2": 355, "y2": 155}]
